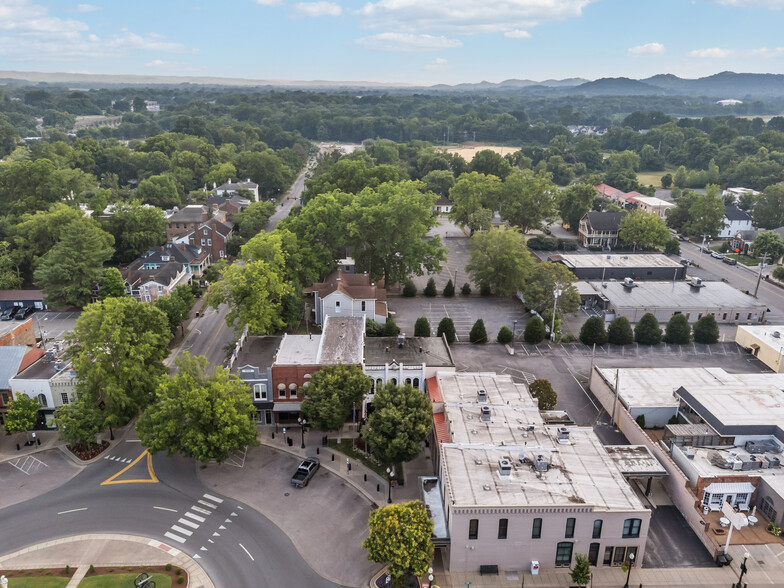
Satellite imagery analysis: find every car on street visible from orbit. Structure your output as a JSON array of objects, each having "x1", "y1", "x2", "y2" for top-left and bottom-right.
[
  {"x1": 710, "y1": 251, "x2": 724, "y2": 260},
  {"x1": 291, "y1": 457, "x2": 320, "y2": 488},
  {"x1": 679, "y1": 258, "x2": 693, "y2": 266},
  {"x1": 723, "y1": 257, "x2": 738, "y2": 265}
]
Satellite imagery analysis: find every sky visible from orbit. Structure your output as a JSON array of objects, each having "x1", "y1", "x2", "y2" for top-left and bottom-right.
[{"x1": 1, "y1": 0, "x2": 784, "y2": 85}]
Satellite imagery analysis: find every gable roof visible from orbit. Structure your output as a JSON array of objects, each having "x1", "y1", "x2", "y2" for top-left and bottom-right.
[
  {"x1": 724, "y1": 205, "x2": 752, "y2": 223},
  {"x1": 584, "y1": 211, "x2": 627, "y2": 232},
  {"x1": 217, "y1": 179, "x2": 258, "y2": 191},
  {"x1": 167, "y1": 205, "x2": 208, "y2": 224},
  {"x1": 196, "y1": 217, "x2": 234, "y2": 238},
  {"x1": 595, "y1": 184, "x2": 624, "y2": 197},
  {"x1": 308, "y1": 269, "x2": 386, "y2": 301}
]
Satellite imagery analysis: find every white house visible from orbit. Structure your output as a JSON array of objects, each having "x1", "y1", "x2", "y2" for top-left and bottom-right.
[
  {"x1": 433, "y1": 196, "x2": 453, "y2": 214},
  {"x1": 719, "y1": 205, "x2": 752, "y2": 239},
  {"x1": 215, "y1": 179, "x2": 260, "y2": 202},
  {"x1": 307, "y1": 269, "x2": 388, "y2": 326},
  {"x1": 9, "y1": 358, "x2": 77, "y2": 428}
]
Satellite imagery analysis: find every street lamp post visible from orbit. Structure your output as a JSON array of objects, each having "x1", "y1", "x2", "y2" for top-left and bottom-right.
[
  {"x1": 513, "y1": 320, "x2": 518, "y2": 341},
  {"x1": 697, "y1": 234, "x2": 711, "y2": 268},
  {"x1": 298, "y1": 417, "x2": 307, "y2": 448},
  {"x1": 622, "y1": 552, "x2": 635, "y2": 588},
  {"x1": 550, "y1": 289, "x2": 562, "y2": 342},
  {"x1": 736, "y1": 551, "x2": 750, "y2": 588},
  {"x1": 386, "y1": 466, "x2": 395, "y2": 504}
]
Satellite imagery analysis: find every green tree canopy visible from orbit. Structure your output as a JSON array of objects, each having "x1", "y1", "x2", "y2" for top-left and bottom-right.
[
  {"x1": 607, "y1": 316, "x2": 634, "y2": 345},
  {"x1": 136, "y1": 173, "x2": 181, "y2": 208},
  {"x1": 579, "y1": 316, "x2": 608, "y2": 346},
  {"x1": 665, "y1": 313, "x2": 692, "y2": 344},
  {"x1": 499, "y1": 169, "x2": 557, "y2": 233},
  {"x1": 364, "y1": 382, "x2": 432, "y2": 465},
  {"x1": 693, "y1": 314, "x2": 720, "y2": 344},
  {"x1": 99, "y1": 267, "x2": 126, "y2": 300},
  {"x1": 301, "y1": 365, "x2": 371, "y2": 431},
  {"x1": 55, "y1": 397, "x2": 101, "y2": 446},
  {"x1": 558, "y1": 184, "x2": 597, "y2": 230},
  {"x1": 497, "y1": 326, "x2": 514, "y2": 344},
  {"x1": 235, "y1": 200, "x2": 276, "y2": 238},
  {"x1": 521, "y1": 262, "x2": 579, "y2": 315},
  {"x1": 34, "y1": 218, "x2": 114, "y2": 308},
  {"x1": 4, "y1": 394, "x2": 40, "y2": 434},
  {"x1": 570, "y1": 554, "x2": 592, "y2": 587},
  {"x1": 634, "y1": 313, "x2": 662, "y2": 345},
  {"x1": 0, "y1": 241, "x2": 22, "y2": 290},
  {"x1": 449, "y1": 172, "x2": 502, "y2": 234},
  {"x1": 753, "y1": 185, "x2": 784, "y2": 230},
  {"x1": 465, "y1": 228, "x2": 533, "y2": 297},
  {"x1": 752, "y1": 230, "x2": 784, "y2": 262},
  {"x1": 362, "y1": 501, "x2": 434, "y2": 588},
  {"x1": 529, "y1": 379, "x2": 557, "y2": 410},
  {"x1": 66, "y1": 297, "x2": 171, "y2": 424},
  {"x1": 105, "y1": 202, "x2": 167, "y2": 264},
  {"x1": 414, "y1": 317, "x2": 430, "y2": 337},
  {"x1": 619, "y1": 210, "x2": 671, "y2": 251},
  {"x1": 437, "y1": 317, "x2": 456, "y2": 343},
  {"x1": 524, "y1": 315, "x2": 546, "y2": 344},
  {"x1": 137, "y1": 353, "x2": 259, "y2": 463}
]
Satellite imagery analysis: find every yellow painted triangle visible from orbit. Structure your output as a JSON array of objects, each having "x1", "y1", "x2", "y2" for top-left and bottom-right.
[{"x1": 101, "y1": 449, "x2": 159, "y2": 485}]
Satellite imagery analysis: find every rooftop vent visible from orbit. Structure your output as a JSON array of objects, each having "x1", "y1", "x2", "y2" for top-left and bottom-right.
[
  {"x1": 774, "y1": 331, "x2": 781, "y2": 339},
  {"x1": 557, "y1": 427, "x2": 570, "y2": 443},
  {"x1": 498, "y1": 459, "x2": 512, "y2": 477},
  {"x1": 474, "y1": 457, "x2": 482, "y2": 465},
  {"x1": 480, "y1": 406, "x2": 491, "y2": 422},
  {"x1": 622, "y1": 277, "x2": 635, "y2": 289},
  {"x1": 483, "y1": 484, "x2": 491, "y2": 491},
  {"x1": 690, "y1": 277, "x2": 704, "y2": 288},
  {"x1": 534, "y1": 455, "x2": 548, "y2": 472},
  {"x1": 397, "y1": 334, "x2": 405, "y2": 349},
  {"x1": 477, "y1": 390, "x2": 487, "y2": 403}
]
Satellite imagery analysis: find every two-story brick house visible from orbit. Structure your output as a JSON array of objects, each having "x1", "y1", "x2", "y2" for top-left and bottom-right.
[{"x1": 121, "y1": 243, "x2": 209, "y2": 302}]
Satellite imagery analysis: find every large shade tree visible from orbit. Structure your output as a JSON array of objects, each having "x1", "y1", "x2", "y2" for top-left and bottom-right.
[
  {"x1": 301, "y1": 365, "x2": 372, "y2": 431},
  {"x1": 521, "y1": 262, "x2": 580, "y2": 315},
  {"x1": 364, "y1": 382, "x2": 432, "y2": 465},
  {"x1": 499, "y1": 169, "x2": 557, "y2": 233},
  {"x1": 465, "y1": 228, "x2": 533, "y2": 296}
]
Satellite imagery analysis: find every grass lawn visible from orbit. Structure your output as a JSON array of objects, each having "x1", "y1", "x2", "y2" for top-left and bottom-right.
[
  {"x1": 0, "y1": 578, "x2": 69, "y2": 588},
  {"x1": 723, "y1": 253, "x2": 761, "y2": 266},
  {"x1": 327, "y1": 438, "x2": 404, "y2": 483},
  {"x1": 79, "y1": 573, "x2": 172, "y2": 588}
]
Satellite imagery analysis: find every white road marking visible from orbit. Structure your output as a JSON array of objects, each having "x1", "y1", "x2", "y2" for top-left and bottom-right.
[
  {"x1": 213, "y1": 532, "x2": 220, "y2": 537},
  {"x1": 191, "y1": 506, "x2": 211, "y2": 515},
  {"x1": 193, "y1": 554, "x2": 201, "y2": 559},
  {"x1": 164, "y1": 532, "x2": 186, "y2": 544},
  {"x1": 200, "y1": 546, "x2": 208, "y2": 551},
  {"x1": 58, "y1": 507, "x2": 87, "y2": 515},
  {"x1": 239, "y1": 543, "x2": 255, "y2": 561},
  {"x1": 203, "y1": 493, "x2": 223, "y2": 503},
  {"x1": 171, "y1": 525, "x2": 193, "y2": 536},
  {"x1": 178, "y1": 518, "x2": 199, "y2": 529},
  {"x1": 230, "y1": 512, "x2": 237, "y2": 517},
  {"x1": 219, "y1": 525, "x2": 226, "y2": 530},
  {"x1": 197, "y1": 499, "x2": 217, "y2": 509},
  {"x1": 154, "y1": 506, "x2": 177, "y2": 513},
  {"x1": 185, "y1": 512, "x2": 206, "y2": 522}
]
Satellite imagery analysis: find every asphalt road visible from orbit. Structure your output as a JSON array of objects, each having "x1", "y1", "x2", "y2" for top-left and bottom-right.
[
  {"x1": 267, "y1": 163, "x2": 309, "y2": 230},
  {"x1": 0, "y1": 441, "x2": 347, "y2": 588},
  {"x1": 168, "y1": 302, "x2": 235, "y2": 369}
]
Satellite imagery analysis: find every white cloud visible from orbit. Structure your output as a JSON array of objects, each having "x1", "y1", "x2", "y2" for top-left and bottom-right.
[
  {"x1": 747, "y1": 46, "x2": 784, "y2": 57},
  {"x1": 424, "y1": 57, "x2": 450, "y2": 70},
  {"x1": 356, "y1": 0, "x2": 596, "y2": 35},
  {"x1": 295, "y1": 2, "x2": 342, "y2": 17},
  {"x1": 688, "y1": 47, "x2": 734, "y2": 58},
  {"x1": 356, "y1": 32, "x2": 462, "y2": 52},
  {"x1": 0, "y1": 0, "x2": 196, "y2": 61},
  {"x1": 504, "y1": 29, "x2": 531, "y2": 39},
  {"x1": 628, "y1": 42, "x2": 666, "y2": 56},
  {"x1": 255, "y1": 0, "x2": 283, "y2": 5},
  {"x1": 76, "y1": 4, "x2": 101, "y2": 12},
  {"x1": 145, "y1": 59, "x2": 167, "y2": 67}
]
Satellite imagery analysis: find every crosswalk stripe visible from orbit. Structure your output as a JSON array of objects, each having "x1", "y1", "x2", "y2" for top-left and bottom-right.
[
  {"x1": 164, "y1": 532, "x2": 186, "y2": 544},
  {"x1": 178, "y1": 518, "x2": 199, "y2": 529},
  {"x1": 185, "y1": 512, "x2": 206, "y2": 522},
  {"x1": 203, "y1": 493, "x2": 223, "y2": 503},
  {"x1": 197, "y1": 499, "x2": 217, "y2": 509},
  {"x1": 191, "y1": 506, "x2": 211, "y2": 515},
  {"x1": 171, "y1": 525, "x2": 193, "y2": 536}
]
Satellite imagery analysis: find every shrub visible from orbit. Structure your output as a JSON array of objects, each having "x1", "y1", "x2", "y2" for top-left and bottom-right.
[
  {"x1": 437, "y1": 317, "x2": 456, "y2": 343},
  {"x1": 166, "y1": 564, "x2": 172, "y2": 571},
  {"x1": 461, "y1": 282, "x2": 472, "y2": 295},
  {"x1": 424, "y1": 277, "x2": 437, "y2": 297},
  {"x1": 469, "y1": 319, "x2": 488, "y2": 344},
  {"x1": 524, "y1": 316, "x2": 546, "y2": 344},
  {"x1": 65, "y1": 565, "x2": 70, "y2": 575},
  {"x1": 588, "y1": 245, "x2": 603, "y2": 252},
  {"x1": 89, "y1": 565, "x2": 95, "y2": 574},
  {"x1": 176, "y1": 568, "x2": 182, "y2": 575},
  {"x1": 366, "y1": 319, "x2": 384, "y2": 337},
  {"x1": 579, "y1": 316, "x2": 608, "y2": 346},
  {"x1": 664, "y1": 314, "x2": 691, "y2": 344},
  {"x1": 635, "y1": 414, "x2": 646, "y2": 429},
  {"x1": 529, "y1": 379, "x2": 557, "y2": 410},
  {"x1": 570, "y1": 553, "x2": 591, "y2": 587},
  {"x1": 443, "y1": 279, "x2": 455, "y2": 297},
  {"x1": 497, "y1": 326, "x2": 514, "y2": 344},
  {"x1": 527, "y1": 234, "x2": 559, "y2": 250},
  {"x1": 774, "y1": 266, "x2": 784, "y2": 281},
  {"x1": 402, "y1": 280, "x2": 417, "y2": 297},
  {"x1": 480, "y1": 283, "x2": 492, "y2": 296},
  {"x1": 607, "y1": 316, "x2": 634, "y2": 345},
  {"x1": 561, "y1": 333, "x2": 576, "y2": 343},
  {"x1": 383, "y1": 317, "x2": 399, "y2": 336},
  {"x1": 635, "y1": 313, "x2": 662, "y2": 345},
  {"x1": 414, "y1": 317, "x2": 430, "y2": 337},
  {"x1": 177, "y1": 577, "x2": 185, "y2": 585},
  {"x1": 664, "y1": 238, "x2": 681, "y2": 256},
  {"x1": 693, "y1": 314, "x2": 719, "y2": 344},
  {"x1": 558, "y1": 238, "x2": 579, "y2": 251}
]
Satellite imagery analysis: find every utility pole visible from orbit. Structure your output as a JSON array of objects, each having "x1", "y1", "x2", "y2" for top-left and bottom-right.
[
  {"x1": 697, "y1": 234, "x2": 711, "y2": 268},
  {"x1": 754, "y1": 253, "x2": 770, "y2": 298}
]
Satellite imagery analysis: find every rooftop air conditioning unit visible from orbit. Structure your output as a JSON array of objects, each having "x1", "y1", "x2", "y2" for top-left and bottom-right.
[
  {"x1": 498, "y1": 459, "x2": 512, "y2": 477},
  {"x1": 774, "y1": 331, "x2": 781, "y2": 339},
  {"x1": 623, "y1": 277, "x2": 635, "y2": 288},
  {"x1": 534, "y1": 455, "x2": 548, "y2": 472},
  {"x1": 397, "y1": 334, "x2": 405, "y2": 349},
  {"x1": 690, "y1": 277, "x2": 704, "y2": 288},
  {"x1": 480, "y1": 406, "x2": 491, "y2": 422},
  {"x1": 477, "y1": 390, "x2": 487, "y2": 404},
  {"x1": 557, "y1": 427, "x2": 570, "y2": 443}
]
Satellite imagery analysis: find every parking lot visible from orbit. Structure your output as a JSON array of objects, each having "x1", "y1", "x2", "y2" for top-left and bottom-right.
[{"x1": 32, "y1": 310, "x2": 80, "y2": 346}]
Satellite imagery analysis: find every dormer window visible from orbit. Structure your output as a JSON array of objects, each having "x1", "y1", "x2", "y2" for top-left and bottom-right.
[{"x1": 203, "y1": 229, "x2": 208, "y2": 235}]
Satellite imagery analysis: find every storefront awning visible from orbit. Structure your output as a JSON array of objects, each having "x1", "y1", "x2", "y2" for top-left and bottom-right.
[
  {"x1": 704, "y1": 482, "x2": 755, "y2": 495},
  {"x1": 273, "y1": 402, "x2": 302, "y2": 412}
]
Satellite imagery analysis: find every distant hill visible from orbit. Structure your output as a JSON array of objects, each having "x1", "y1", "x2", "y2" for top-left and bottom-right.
[
  {"x1": 572, "y1": 77, "x2": 667, "y2": 96},
  {"x1": 644, "y1": 71, "x2": 784, "y2": 98}
]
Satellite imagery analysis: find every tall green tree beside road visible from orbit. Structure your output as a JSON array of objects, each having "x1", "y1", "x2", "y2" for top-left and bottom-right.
[
  {"x1": 529, "y1": 379, "x2": 557, "y2": 410},
  {"x1": 362, "y1": 501, "x2": 434, "y2": 588},
  {"x1": 66, "y1": 297, "x2": 171, "y2": 424},
  {"x1": 137, "y1": 353, "x2": 259, "y2": 464},
  {"x1": 619, "y1": 210, "x2": 671, "y2": 252},
  {"x1": 55, "y1": 398, "x2": 102, "y2": 447},
  {"x1": 499, "y1": 169, "x2": 557, "y2": 233},
  {"x1": 301, "y1": 365, "x2": 371, "y2": 431},
  {"x1": 754, "y1": 185, "x2": 784, "y2": 230},
  {"x1": 465, "y1": 228, "x2": 533, "y2": 297},
  {"x1": 521, "y1": 262, "x2": 579, "y2": 315},
  {"x1": 449, "y1": 172, "x2": 502, "y2": 234},
  {"x1": 752, "y1": 231, "x2": 784, "y2": 262},
  {"x1": 558, "y1": 184, "x2": 597, "y2": 230},
  {"x1": 235, "y1": 200, "x2": 276, "y2": 238},
  {"x1": 154, "y1": 285, "x2": 195, "y2": 335},
  {"x1": 3, "y1": 394, "x2": 40, "y2": 435},
  {"x1": 365, "y1": 382, "x2": 432, "y2": 465},
  {"x1": 34, "y1": 218, "x2": 114, "y2": 307}
]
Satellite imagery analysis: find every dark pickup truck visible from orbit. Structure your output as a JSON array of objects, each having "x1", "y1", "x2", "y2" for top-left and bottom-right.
[{"x1": 291, "y1": 457, "x2": 320, "y2": 488}]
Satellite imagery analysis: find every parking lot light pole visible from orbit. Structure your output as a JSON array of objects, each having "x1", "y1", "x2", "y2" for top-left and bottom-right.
[
  {"x1": 298, "y1": 417, "x2": 307, "y2": 448},
  {"x1": 513, "y1": 320, "x2": 518, "y2": 340},
  {"x1": 736, "y1": 551, "x2": 750, "y2": 588},
  {"x1": 550, "y1": 289, "x2": 562, "y2": 342},
  {"x1": 386, "y1": 466, "x2": 395, "y2": 504}
]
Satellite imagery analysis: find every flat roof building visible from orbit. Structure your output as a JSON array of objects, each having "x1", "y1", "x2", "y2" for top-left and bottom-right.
[
  {"x1": 427, "y1": 372, "x2": 650, "y2": 573},
  {"x1": 551, "y1": 253, "x2": 685, "y2": 281},
  {"x1": 735, "y1": 325, "x2": 784, "y2": 373},
  {"x1": 584, "y1": 279, "x2": 766, "y2": 324}
]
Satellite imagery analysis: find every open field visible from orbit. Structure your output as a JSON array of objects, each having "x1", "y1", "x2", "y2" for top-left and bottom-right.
[
  {"x1": 438, "y1": 143, "x2": 518, "y2": 161},
  {"x1": 637, "y1": 167, "x2": 676, "y2": 188}
]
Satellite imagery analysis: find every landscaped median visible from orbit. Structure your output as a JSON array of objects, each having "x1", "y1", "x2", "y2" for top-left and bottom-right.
[{"x1": 0, "y1": 564, "x2": 186, "y2": 587}]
